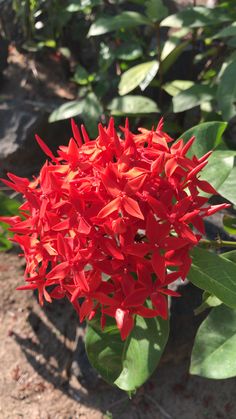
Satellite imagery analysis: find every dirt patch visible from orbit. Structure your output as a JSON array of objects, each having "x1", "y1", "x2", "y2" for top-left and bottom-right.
[{"x1": 0, "y1": 250, "x2": 236, "y2": 419}]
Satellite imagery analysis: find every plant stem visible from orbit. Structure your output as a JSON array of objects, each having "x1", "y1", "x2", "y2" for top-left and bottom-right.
[{"x1": 199, "y1": 239, "x2": 236, "y2": 249}]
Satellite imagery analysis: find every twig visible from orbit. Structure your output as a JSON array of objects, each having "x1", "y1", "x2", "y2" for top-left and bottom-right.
[
  {"x1": 199, "y1": 239, "x2": 236, "y2": 249},
  {"x1": 145, "y1": 394, "x2": 173, "y2": 419}
]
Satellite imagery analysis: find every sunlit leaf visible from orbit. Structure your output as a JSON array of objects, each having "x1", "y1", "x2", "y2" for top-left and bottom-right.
[{"x1": 118, "y1": 61, "x2": 159, "y2": 96}]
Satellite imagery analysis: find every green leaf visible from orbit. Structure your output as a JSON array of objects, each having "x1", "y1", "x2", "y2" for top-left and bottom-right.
[
  {"x1": 160, "y1": 6, "x2": 231, "y2": 28},
  {"x1": 163, "y1": 80, "x2": 194, "y2": 97},
  {"x1": 118, "y1": 61, "x2": 159, "y2": 96},
  {"x1": 79, "y1": 92, "x2": 103, "y2": 137},
  {"x1": 213, "y1": 22, "x2": 236, "y2": 39},
  {"x1": 145, "y1": 0, "x2": 168, "y2": 22},
  {"x1": 200, "y1": 152, "x2": 234, "y2": 193},
  {"x1": 188, "y1": 247, "x2": 236, "y2": 309},
  {"x1": 49, "y1": 100, "x2": 84, "y2": 122},
  {"x1": 85, "y1": 314, "x2": 169, "y2": 391},
  {"x1": 49, "y1": 92, "x2": 103, "y2": 137},
  {"x1": 116, "y1": 43, "x2": 143, "y2": 61},
  {"x1": 217, "y1": 59, "x2": 236, "y2": 120},
  {"x1": 173, "y1": 84, "x2": 215, "y2": 113},
  {"x1": 87, "y1": 12, "x2": 151, "y2": 37},
  {"x1": 221, "y1": 250, "x2": 236, "y2": 264},
  {"x1": 179, "y1": 121, "x2": 227, "y2": 157},
  {"x1": 222, "y1": 214, "x2": 236, "y2": 235},
  {"x1": 107, "y1": 95, "x2": 160, "y2": 115},
  {"x1": 190, "y1": 304, "x2": 236, "y2": 379}
]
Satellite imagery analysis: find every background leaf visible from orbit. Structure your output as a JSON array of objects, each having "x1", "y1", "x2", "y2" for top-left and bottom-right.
[
  {"x1": 88, "y1": 12, "x2": 151, "y2": 36},
  {"x1": 85, "y1": 314, "x2": 169, "y2": 392},
  {"x1": 49, "y1": 92, "x2": 103, "y2": 136},
  {"x1": 145, "y1": 0, "x2": 168, "y2": 22},
  {"x1": 213, "y1": 22, "x2": 236, "y2": 39},
  {"x1": 217, "y1": 59, "x2": 236, "y2": 120},
  {"x1": 173, "y1": 84, "x2": 215, "y2": 113},
  {"x1": 118, "y1": 61, "x2": 159, "y2": 95},
  {"x1": 190, "y1": 304, "x2": 236, "y2": 379},
  {"x1": 160, "y1": 6, "x2": 231, "y2": 28},
  {"x1": 107, "y1": 95, "x2": 160, "y2": 115},
  {"x1": 163, "y1": 80, "x2": 194, "y2": 97}
]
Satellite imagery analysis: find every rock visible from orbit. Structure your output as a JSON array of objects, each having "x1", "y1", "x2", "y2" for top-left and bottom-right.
[
  {"x1": 0, "y1": 36, "x2": 8, "y2": 81},
  {"x1": 0, "y1": 100, "x2": 70, "y2": 178}
]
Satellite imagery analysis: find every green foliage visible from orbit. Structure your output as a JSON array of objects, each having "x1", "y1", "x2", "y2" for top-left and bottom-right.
[
  {"x1": 0, "y1": 192, "x2": 20, "y2": 251},
  {"x1": 217, "y1": 59, "x2": 236, "y2": 120},
  {"x1": 107, "y1": 95, "x2": 160, "y2": 115},
  {"x1": 173, "y1": 84, "x2": 215, "y2": 113},
  {"x1": 145, "y1": 0, "x2": 168, "y2": 23},
  {"x1": 190, "y1": 305, "x2": 236, "y2": 379},
  {"x1": 188, "y1": 247, "x2": 236, "y2": 309},
  {"x1": 219, "y1": 167, "x2": 236, "y2": 207},
  {"x1": 160, "y1": 6, "x2": 231, "y2": 28},
  {"x1": 49, "y1": 92, "x2": 103, "y2": 136},
  {"x1": 85, "y1": 314, "x2": 169, "y2": 392}
]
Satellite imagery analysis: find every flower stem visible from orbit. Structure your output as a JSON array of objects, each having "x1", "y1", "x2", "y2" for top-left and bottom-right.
[{"x1": 199, "y1": 239, "x2": 236, "y2": 249}]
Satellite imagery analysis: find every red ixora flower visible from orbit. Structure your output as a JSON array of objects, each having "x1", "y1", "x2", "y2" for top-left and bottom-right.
[{"x1": 0, "y1": 118, "x2": 229, "y2": 340}]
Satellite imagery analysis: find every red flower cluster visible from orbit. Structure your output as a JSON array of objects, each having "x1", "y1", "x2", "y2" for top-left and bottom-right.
[{"x1": 0, "y1": 118, "x2": 228, "y2": 339}]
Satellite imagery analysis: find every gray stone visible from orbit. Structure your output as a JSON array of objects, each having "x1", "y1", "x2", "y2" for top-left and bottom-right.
[{"x1": 0, "y1": 100, "x2": 69, "y2": 178}]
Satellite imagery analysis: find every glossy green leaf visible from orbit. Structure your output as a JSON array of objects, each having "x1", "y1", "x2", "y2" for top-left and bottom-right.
[
  {"x1": 145, "y1": 0, "x2": 168, "y2": 22},
  {"x1": 87, "y1": 12, "x2": 151, "y2": 37},
  {"x1": 188, "y1": 247, "x2": 236, "y2": 309},
  {"x1": 163, "y1": 80, "x2": 194, "y2": 97},
  {"x1": 217, "y1": 59, "x2": 236, "y2": 121},
  {"x1": 107, "y1": 95, "x2": 160, "y2": 115},
  {"x1": 200, "y1": 152, "x2": 234, "y2": 193},
  {"x1": 179, "y1": 121, "x2": 227, "y2": 157},
  {"x1": 160, "y1": 6, "x2": 230, "y2": 28},
  {"x1": 190, "y1": 304, "x2": 236, "y2": 379},
  {"x1": 221, "y1": 250, "x2": 236, "y2": 264},
  {"x1": 118, "y1": 61, "x2": 159, "y2": 95},
  {"x1": 173, "y1": 84, "x2": 215, "y2": 113},
  {"x1": 85, "y1": 314, "x2": 169, "y2": 391}
]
